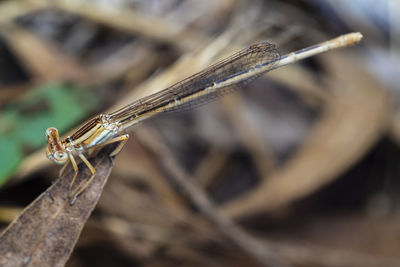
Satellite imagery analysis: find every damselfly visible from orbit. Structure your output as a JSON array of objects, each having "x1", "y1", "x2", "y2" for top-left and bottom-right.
[{"x1": 45, "y1": 32, "x2": 363, "y2": 203}]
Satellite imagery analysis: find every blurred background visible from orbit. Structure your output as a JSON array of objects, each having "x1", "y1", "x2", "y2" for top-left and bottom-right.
[{"x1": 0, "y1": 0, "x2": 399, "y2": 266}]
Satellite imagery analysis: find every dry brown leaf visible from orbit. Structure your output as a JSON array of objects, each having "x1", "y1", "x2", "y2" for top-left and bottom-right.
[{"x1": 0, "y1": 147, "x2": 114, "y2": 267}]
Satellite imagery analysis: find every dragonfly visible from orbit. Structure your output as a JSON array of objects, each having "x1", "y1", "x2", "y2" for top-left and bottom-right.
[{"x1": 45, "y1": 32, "x2": 363, "y2": 203}]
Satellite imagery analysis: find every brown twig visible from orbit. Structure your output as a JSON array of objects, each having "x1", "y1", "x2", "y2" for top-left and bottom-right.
[
  {"x1": 136, "y1": 127, "x2": 400, "y2": 267},
  {"x1": 136, "y1": 127, "x2": 290, "y2": 267}
]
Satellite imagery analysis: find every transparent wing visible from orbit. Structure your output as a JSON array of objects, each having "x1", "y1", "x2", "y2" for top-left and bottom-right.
[{"x1": 108, "y1": 42, "x2": 280, "y2": 125}]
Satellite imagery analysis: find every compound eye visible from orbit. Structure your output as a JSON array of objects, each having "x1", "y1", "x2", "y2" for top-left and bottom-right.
[{"x1": 54, "y1": 151, "x2": 67, "y2": 161}]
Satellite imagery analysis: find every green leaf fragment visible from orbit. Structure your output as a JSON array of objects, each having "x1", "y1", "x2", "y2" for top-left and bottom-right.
[{"x1": 0, "y1": 83, "x2": 102, "y2": 185}]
